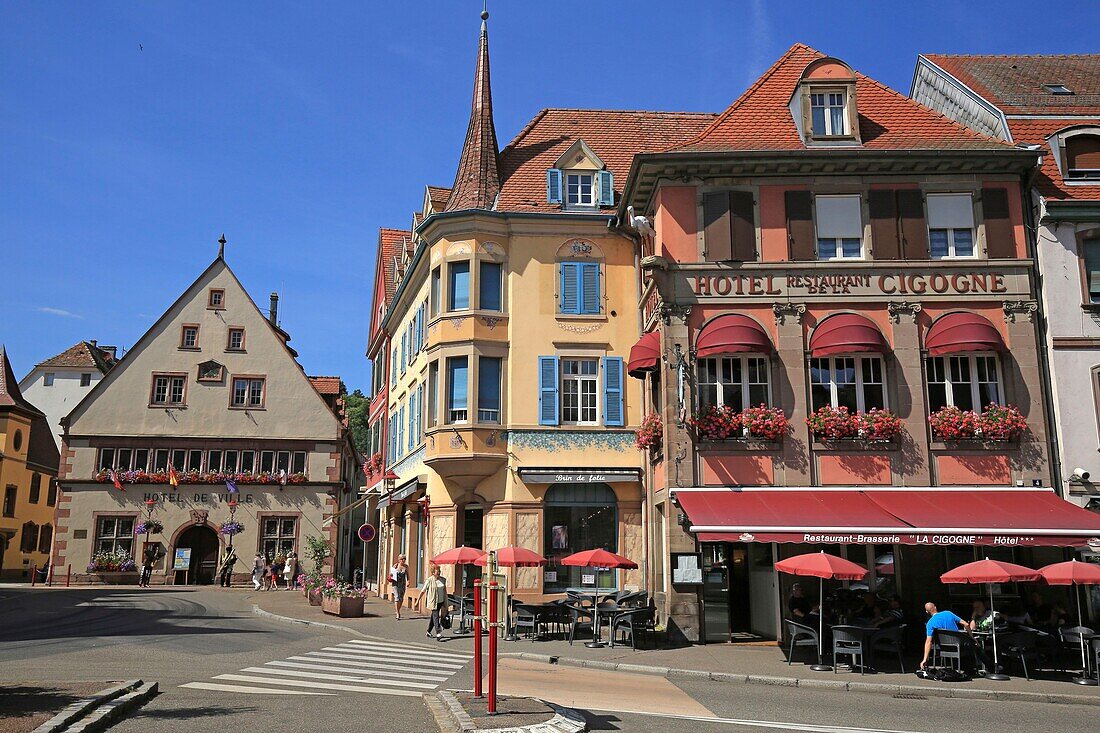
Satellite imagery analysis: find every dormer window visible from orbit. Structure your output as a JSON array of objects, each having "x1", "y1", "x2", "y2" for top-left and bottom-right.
[
  {"x1": 1067, "y1": 135, "x2": 1100, "y2": 180},
  {"x1": 811, "y1": 90, "x2": 847, "y2": 136},
  {"x1": 546, "y1": 138, "x2": 614, "y2": 209},
  {"x1": 566, "y1": 172, "x2": 594, "y2": 207}
]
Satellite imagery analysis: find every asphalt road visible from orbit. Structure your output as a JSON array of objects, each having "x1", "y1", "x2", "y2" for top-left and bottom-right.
[{"x1": 1, "y1": 586, "x2": 1096, "y2": 733}]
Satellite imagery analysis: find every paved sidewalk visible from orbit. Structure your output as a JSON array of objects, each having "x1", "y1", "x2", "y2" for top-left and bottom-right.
[{"x1": 250, "y1": 588, "x2": 1100, "y2": 705}]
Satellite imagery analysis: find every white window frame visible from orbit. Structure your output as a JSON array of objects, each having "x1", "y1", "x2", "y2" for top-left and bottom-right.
[
  {"x1": 231, "y1": 377, "x2": 265, "y2": 408},
  {"x1": 927, "y1": 193, "x2": 976, "y2": 260},
  {"x1": 926, "y1": 353, "x2": 1003, "y2": 412},
  {"x1": 814, "y1": 194, "x2": 864, "y2": 261},
  {"x1": 95, "y1": 516, "x2": 135, "y2": 556},
  {"x1": 696, "y1": 356, "x2": 772, "y2": 412},
  {"x1": 810, "y1": 89, "x2": 848, "y2": 137},
  {"x1": 565, "y1": 172, "x2": 595, "y2": 209},
  {"x1": 810, "y1": 355, "x2": 887, "y2": 412},
  {"x1": 152, "y1": 375, "x2": 186, "y2": 406},
  {"x1": 561, "y1": 358, "x2": 599, "y2": 426}
]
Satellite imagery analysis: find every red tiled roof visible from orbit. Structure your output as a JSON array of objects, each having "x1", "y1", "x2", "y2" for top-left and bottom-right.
[
  {"x1": 378, "y1": 228, "x2": 412, "y2": 304},
  {"x1": 35, "y1": 341, "x2": 115, "y2": 372},
  {"x1": 0, "y1": 345, "x2": 29, "y2": 410},
  {"x1": 674, "y1": 44, "x2": 1012, "y2": 153},
  {"x1": 308, "y1": 376, "x2": 342, "y2": 395},
  {"x1": 496, "y1": 109, "x2": 716, "y2": 213},
  {"x1": 427, "y1": 186, "x2": 452, "y2": 212},
  {"x1": 446, "y1": 19, "x2": 501, "y2": 212},
  {"x1": 0, "y1": 345, "x2": 59, "y2": 471},
  {"x1": 923, "y1": 54, "x2": 1100, "y2": 115},
  {"x1": 1006, "y1": 118, "x2": 1100, "y2": 201}
]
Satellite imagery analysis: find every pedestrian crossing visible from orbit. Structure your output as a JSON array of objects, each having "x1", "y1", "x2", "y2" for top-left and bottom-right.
[{"x1": 179, "y1": 638, "x2": 473, "y2": 698}]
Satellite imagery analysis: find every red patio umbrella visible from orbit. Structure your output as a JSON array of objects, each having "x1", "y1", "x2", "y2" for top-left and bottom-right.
[
  {"x1": 775, "y1": 551, "x2": 868, "y2": 671},
  {"x1": 1040, "y1": 559, "x2": 1100, "y2": 685},
  {"x1": 474, "y1": 546, "x2": 547, "y2": 567},
  {"x1": 559, "y1": 549, "x2": 638, "y2": 570},
  {"x1": 940, "y1": 559, "x2": 1040, "y2": 680},
  {"x1": 431, "y1": 546, "x2": 485, "y2": 565}
]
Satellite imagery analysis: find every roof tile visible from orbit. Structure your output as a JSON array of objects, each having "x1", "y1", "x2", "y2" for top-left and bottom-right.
[{"x1": 923, "y1": 54, "x2": 1100, "y2": 115}]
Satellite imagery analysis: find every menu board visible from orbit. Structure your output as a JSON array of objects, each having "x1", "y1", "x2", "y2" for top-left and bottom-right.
[{"x1": 671, "y1": 552, "x2": 703, "y2": 584}]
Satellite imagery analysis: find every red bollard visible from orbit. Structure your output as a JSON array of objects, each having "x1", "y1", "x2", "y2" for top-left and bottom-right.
[
  {"x1": 66, "y1": 564, "x2": 71, "y2": 587},
  {"x1": 473, "y1": 578, "x2": 483, "y2": 698},
  {"x1": 487, "y1": 580, "x2": 498, "y2": 714}
]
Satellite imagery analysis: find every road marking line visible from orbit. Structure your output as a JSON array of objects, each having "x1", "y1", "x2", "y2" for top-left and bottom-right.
[
  {"x1": 213, "y1": 674, "x2": 423, "y2": 697},
  {"x1": 316, "y1": 647, "x2": 466, "y2": 669},
  {"x1": 273, "y1": 660, "x2": 451, "y2": 681},
  {"x1": 240, "y1": 666, "x2": 438, "y2": 689},
  {"x1": 581, "y1": 708, "x2": 928, "y2": 733},
  {"x1": 343, "y1": 639, "x2": 472, "y2": 660},
  {"x1": 305, "y1": 650, "x2": 466, "y2": 672},
  {"x1": 179, "y1": 682, "x2": 334, "y2": 696},
  {"x1": 322, "y1": 644, "x2": 467, "y2": 664}
]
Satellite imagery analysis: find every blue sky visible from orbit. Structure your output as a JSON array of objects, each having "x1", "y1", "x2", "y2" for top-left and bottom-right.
[{"x1": 3, "y1": 1, "x2": 1097, "y2": 391}]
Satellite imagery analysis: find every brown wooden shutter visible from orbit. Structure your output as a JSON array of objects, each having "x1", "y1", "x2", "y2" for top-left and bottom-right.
[
  {"x1": 983, "y1": 188, "x2": 1015, "y2": 259},
  {"x1": 896, "y1": 189, "x2": 928, "y2": 259},
  {"x1": 869, "y1": 189, "x2": 900, "y2": 260},
  {"x1": 703, "y1": 191, "x2": 732, "y2": 262},
  {"x1": 729, "y1": 190, "x2": 756, "y2": 261},
  {"x1": 785, "y1": 190, "x2": 815, "y2": 261}
]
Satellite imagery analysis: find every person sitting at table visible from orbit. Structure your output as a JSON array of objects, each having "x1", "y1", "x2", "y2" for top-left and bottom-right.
[
  {"x1": 920, "y1": 601, "x2": 998, "y2": 674},
  {"x1": 853, "y1": 592, "x2": 878, "y2": 622},
  {"x1": 788, "y1": 583, "x2": 820, "y2": 626},
  {"x1": 969, "y1": 599, "x2": 994, "y2": 633},
  {"x1": 1049, "y1": 601, "x2": 1069, "y2": 629},
  {"x1": 1023, "y1": 590, "x2": 1052, "y2": 628},
  {"x1": 872, "y1": 595, "x2": 905, "y2": 628}
]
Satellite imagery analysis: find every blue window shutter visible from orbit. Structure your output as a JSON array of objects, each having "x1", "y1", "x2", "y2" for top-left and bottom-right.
[
  {"x1": 559, "y1": 262, "x2": 580, "y2": 314},
  {"x1": 547, "y1": 169, "x2": 563, "y2": 204},
  {"x1": 538, "y1": 356, "x2": 559, "y2": 426},
  {"x1": 598, "y1": 170, "x2": 614, "y2": 206},
  {"x1": 408, "y1": 392, "x2": 416, "y2": 452},
  {"x1": 580, "y1": 262, "x2": 600, "y2": 314},
  {"x1": 603, "y1": 357, "x2": 624, "y2": 427},
  {"x1": 397, "y1": 405, "x2": 405, "y2": 458}
]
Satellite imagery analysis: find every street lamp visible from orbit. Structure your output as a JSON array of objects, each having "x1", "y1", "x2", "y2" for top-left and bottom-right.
[{"x1": 227, "y1": 499, "x2": 238, "y2": 550}]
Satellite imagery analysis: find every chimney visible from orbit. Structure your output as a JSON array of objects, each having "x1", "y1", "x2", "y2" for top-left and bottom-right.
[
  {"x1": 269, "y1": 292, "x2": 279, "y2": 326},
  {"x1": 89, "y1": 340, "x2": 97, "y2": 348}
]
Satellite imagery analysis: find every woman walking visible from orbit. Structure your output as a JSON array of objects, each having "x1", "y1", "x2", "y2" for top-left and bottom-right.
[
  {"x1": 251, "y1": 553, "x2": 264, "y2": 590},
  {"x1": 421, "y1": 563, "x2": 448, "y2": 641},
  {"x1": 389, "y1": 555, "x2": 409, "y2": 620},
  {"x1": 283, "y1": 551, "x2": 297, "y2": 589},
  {"x1": 262, "y1": 556, "x2": 274, "y2": 591}
]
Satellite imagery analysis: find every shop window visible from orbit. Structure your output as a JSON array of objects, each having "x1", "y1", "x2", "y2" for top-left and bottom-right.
[
  {"x1": 21, "y1": 522, "x2": 38, "y2": 553},
  {"x1": 926, "y1": 354, "x2": 1002, "y2": 412},
  {"x1": 480, "y1": 261, "x2": 503, "y2": 311},
  {"x1": 478, "y1": 357, "x2": 502, "y2": 423},
  {"x1": 810, "y1": 356, "x2": 886, "y2": 412},
  {"x1": 29, "y1": 473, "x2": 42, "y2": 504},
  {"x1": 261, "y1": 517, "x2": 297, "y2": 560},
  {"x1": 696, "y1": 356, "x2": 771, "y2": 412},
  {"x1": 2, "y1": 486, "x2": 14, "y2": 517},
  {"x1": 446, "y1": 356, "x2": 469, "y2": 424},
  {"x1": 150, "y1": 374, "x2": 186, "y2": 406},
  {"x1": 448, "y1": 261, "x2": 471, "y2": 311},
  {"x1": 927, "y1": 194, "x2": 975, "y2": 259},
  {"x1": 543, "y1": 483, "x2": 618, "y2": 593},
  {"x1": 815, "y1": 195, "x2": 863, "y2": 260},
  {"x1": 38, "y1": 524, "x2": 53, "y2": 554},
  {"x1": 95, "y1": 516, "x2": 134, "y2": 556},
  {"x1": 559, "y1": 262, "x2": 600, "y2": 314}
]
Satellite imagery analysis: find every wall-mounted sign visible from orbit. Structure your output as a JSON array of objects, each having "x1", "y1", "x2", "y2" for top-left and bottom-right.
[
  {"x1": 544, "y1": 570, "x2": 557, "y2": 583},
  {"x1": 173, "y1": 548, "x2": 192, "y2": 571},
  {"x1": 519, "y1": 469, "x2": 641, "y2": 485},
  {"x1": 581, "y1": 574, "x2": 596, "y2": 585},
  {"x1": 671, "y1": 552, "x2": 703, "y2": 584}
]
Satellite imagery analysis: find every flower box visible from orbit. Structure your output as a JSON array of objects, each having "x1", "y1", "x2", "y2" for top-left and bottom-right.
[
  {"x1": 86, "y1": 572, "x2": 140, "y2": 585},
  {"x1": 807, "y1": 406, "x2": 903, "y2": 443},
  {"x1": 697, "y1": 438, "x2": 782, "y2": 452},
  {"x1": 308, "y1": 588, "x2": 323, "y2": 606},
  {"x1": 929, "y1": 405, "x2": 1026, "y2": 443},
  {"x1": 635, "y1": 412, "x2": 663, "y2": 451},
  {"x1": 688, "y1": 405, "x2": 789, "y2": 443},
  {"x1": 322, "y1": 596, "x2": 364, "y2": 617},
  {"x1": 813, "y1": 438, "x2": 899, "y2": 452}
]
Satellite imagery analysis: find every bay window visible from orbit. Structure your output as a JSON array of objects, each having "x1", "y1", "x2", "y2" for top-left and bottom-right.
[
  {"x1": 478, "y1": 356, "x2": 502, "y2": 423},
  {"x1": 810, "y1": 356, "x2": 885, "y2": 412},
  {"x1": 696, "y1": 356, "x2": 770, "y2": 412},
  {"x1": 926, "y1": 354, "x2": 1002, "y2": 412},
  {"x1": 446, "y1": 356, "x2": 469, "y2": 424},
  {"x1": 927, "y1": 193, "x2": 975, "y2": 259},
  {"x1": 448, "y1": 261, "x2": 470, "y2": 311},
  {"x1": 479, "y1": 261, "x2": 502, "y2": 311}
]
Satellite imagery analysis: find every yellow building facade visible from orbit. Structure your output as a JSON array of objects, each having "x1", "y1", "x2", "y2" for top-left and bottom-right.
[{"x1": 0, "y1": 346, "x2": 59, "y2": 580}]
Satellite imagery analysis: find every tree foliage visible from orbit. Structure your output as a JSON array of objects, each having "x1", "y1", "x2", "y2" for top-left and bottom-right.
[{"x1": 344, "y1": 388, "x2": 371, "y2": 456}]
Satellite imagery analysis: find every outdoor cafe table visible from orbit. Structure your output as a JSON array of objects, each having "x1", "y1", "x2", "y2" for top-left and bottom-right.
[{"x1": 567, "y1": 588, "x2": 618, "y2": 648}]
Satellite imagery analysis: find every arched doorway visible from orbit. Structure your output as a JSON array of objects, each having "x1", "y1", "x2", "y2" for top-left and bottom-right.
[{"x1": 176, "y1": 525, "x2": 220, "y2": 584}]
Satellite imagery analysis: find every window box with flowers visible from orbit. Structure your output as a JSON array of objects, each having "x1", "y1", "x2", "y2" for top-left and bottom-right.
[
  {"x1": 688, "y1": 405, "x2": 789, "y2": 450},
  {"x1": 367, "y1": 452, "x2": 383, "y2": 477},
  {"x1": 807, "y1": 406, "x2": 903, "y2": 450},
  {"x1": 929, "y1": 404, "x2": 1026, "y2": 448},
  {"x1": 319, "y1": 577, "x2": 368, "y2": 617},
  {"x1": 85, "y1": 550, "x2": 138, "y2": 582},
  {"x1": 635, "y1": 412, "x2": 663, "y2": 454},
  {"x1": 94, "y1": 469, "x2": 308, "y2": 486}
]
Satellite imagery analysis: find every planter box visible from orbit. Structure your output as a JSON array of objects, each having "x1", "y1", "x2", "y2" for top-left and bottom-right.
[
  {"x1": 697, "y1": 438, "x2": 782, "y2": 452},
  {"x1": 813, "y1": 438, "x2": 899, "y2": 452},
  {"x1": 308, "y1": 588, "x2": 323, "y2": 606},
  {"x1": 930, "y1": 439, "x2": 1018, "y2": 451},
  {"x1": 322, "y1": 596, "x2": 364, "y2": 617}
]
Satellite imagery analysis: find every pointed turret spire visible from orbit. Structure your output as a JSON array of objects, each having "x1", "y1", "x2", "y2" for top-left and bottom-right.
[{"x1": 445, "y1": 9, "x2": 500, "y2": 212}]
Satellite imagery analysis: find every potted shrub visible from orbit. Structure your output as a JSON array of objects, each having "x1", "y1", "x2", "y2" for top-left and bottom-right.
[
  {"x1": 739, "y1": 405, "x2": 789, "y2": 441},
  {"x1": 320, "y1": 578, "x2": 367, "y2": 617},
  {"x1": 635, "y1": 412, "x2": 663, "y2": 451}
]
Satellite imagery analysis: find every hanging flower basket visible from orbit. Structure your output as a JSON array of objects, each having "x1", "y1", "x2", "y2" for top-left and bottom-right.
[
  {"x1": 634, "y1": 412, "x2": 663, "y2": 451},
  {"x1": 134, "y1": 519, "x2": 163, "y2": 535},
  {"x1": 217, "y1": 520, "x2": 244, "y2": 536}
]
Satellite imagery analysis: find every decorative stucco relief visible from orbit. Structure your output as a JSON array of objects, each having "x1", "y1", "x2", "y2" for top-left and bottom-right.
[
  {"x1": 503, "y1": 430, "x2": 634, "y2": 452},
  {"x1": 514, "y1": 512, "x2": 540, "y2": 589}
]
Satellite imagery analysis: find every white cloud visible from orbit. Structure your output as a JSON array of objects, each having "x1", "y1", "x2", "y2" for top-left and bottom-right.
[{"x1": 38, "y1": 307, "x2": 84, "y2": 319}]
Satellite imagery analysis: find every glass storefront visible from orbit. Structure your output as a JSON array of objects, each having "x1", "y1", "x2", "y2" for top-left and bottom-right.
[{"x1": 543, "y1": 483, "x2": 617, "y2": 593}]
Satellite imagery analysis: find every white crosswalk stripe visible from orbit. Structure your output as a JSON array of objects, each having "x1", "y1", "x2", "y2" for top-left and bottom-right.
[{"x1": 178, "y1": 639, "x2": 473, "y2": 698}]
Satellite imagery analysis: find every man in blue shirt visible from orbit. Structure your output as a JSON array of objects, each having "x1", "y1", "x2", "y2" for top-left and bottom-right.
[{"x1": 920, "y1": 601, "x2": 997, "y2": 674}]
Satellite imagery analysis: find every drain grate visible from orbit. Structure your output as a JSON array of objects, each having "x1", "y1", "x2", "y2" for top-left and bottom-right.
[{"x1": 893, "y1": 693, "x2": 927, "y2": 700}]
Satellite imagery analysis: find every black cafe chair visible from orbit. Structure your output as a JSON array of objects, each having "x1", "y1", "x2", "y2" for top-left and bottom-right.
[
  {"x1": 611, "y1": 607, "x2": 655, "y2": 650},
  {"x1": 831, "y1": 626, "x2": 868, "y2": 675},
  {"x1": 871, "y1": 624, "x2": 906, "y2": 673},
  {"x1": 931, "y1": 628, "x2": 967, "y2": 671},
  {"x1": 784, "y1": 619, "x2": 820, "y2": 665},
  {"x1": 1091, "y1": 637, "x2": 1100, "y2": 685},
  {"x1": 565, "y1": 603, "x2": 595, "y2": 645},
  {"x1": 513, "y1": 603, "x2": 542, "y2": 641},
  {"x1": 1059, "y1": 626, "x2": 1095, "y2": 671},
  {"x1": 999, "y1": 631, "x2": 1045, "y2": 681}
]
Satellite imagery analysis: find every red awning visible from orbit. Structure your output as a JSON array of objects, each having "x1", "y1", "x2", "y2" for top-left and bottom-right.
[
  {"x1": 696, "y1": 314, "x2": 773, "y2": 358},
  {"x1": 925, "y1": 312, "x2": 1005, "y2": 356},
  {"x1": 679, "y1": 488, "x2": 1100, "y2": 547},
  {"x1": 628, "y1": 331, "x2": 661, "y2": 378},
  {"x1": 809, "y1": 313, "x2": 888, "y2": 358}
]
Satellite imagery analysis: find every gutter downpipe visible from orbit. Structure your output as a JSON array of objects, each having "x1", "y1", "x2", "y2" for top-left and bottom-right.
[{"x1": 1023, "y1": 161, "x2": 1064, "y2": 497}]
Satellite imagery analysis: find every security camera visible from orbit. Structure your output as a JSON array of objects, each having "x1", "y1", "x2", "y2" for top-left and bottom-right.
[{"x1": 1071, "y1": 467, "x2": 1091, "y2": 482}]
